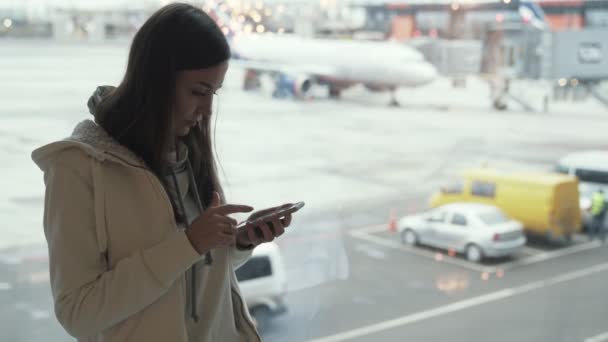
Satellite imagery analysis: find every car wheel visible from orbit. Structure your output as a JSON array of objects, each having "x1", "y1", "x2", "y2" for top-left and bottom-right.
[
  {"x1": 465, "y1": 244, "x2": 483, "y2": 263},
  {"x1": 401, "y1": 229, "x2": 418, "y2": 246}
]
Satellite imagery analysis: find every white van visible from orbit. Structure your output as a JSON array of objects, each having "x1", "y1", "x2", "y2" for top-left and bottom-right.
[
  {"x1": 236, "y1": 242, "x2": 288, "y2": 331},
  {"x1": 556, "y1": 151, "x2": 608, "y2": 229}
]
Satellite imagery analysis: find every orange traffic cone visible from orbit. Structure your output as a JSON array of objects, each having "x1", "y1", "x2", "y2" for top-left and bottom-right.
[{"x1": 388, "y1": 208, "x2": 397, "y2": 233}]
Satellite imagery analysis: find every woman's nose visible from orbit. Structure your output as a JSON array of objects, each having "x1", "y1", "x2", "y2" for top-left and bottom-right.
[
  {"x1": 195, "y1": 108, "x2": 210, "y2": 121},
  {"x1": 197, "y1": 100, "x2": 213, "y2": 116}
]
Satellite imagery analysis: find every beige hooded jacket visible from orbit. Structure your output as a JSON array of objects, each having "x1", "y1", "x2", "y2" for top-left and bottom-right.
[{"x1": 31, "y1": 115, "x2": 262, "y2": 342}]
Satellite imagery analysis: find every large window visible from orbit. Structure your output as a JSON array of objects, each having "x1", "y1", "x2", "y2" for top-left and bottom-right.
[{"x1": 2, "y1": 1, "x2": 607, "y2": 341}]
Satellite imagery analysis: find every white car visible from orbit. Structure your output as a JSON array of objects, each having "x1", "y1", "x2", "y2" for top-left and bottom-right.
[
  {"x1": 398, "y1": 203, "x2": 526, "y2": 262},
  {"x1": 236, "y1": 242, "x2": 288, "y2": 331}
]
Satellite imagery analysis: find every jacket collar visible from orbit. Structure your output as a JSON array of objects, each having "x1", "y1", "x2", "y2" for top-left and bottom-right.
[{"x1": 69, "y1": 119, "x2": 148, "y2": 168}]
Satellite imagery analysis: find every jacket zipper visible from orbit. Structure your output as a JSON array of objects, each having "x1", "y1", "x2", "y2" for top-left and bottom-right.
[
  {"x1": 104, "y1": 151, "x2": 243, "y2": 333},
  {"x1": 105, "y1": 150, "x2": 202, "y2": 324},
  {"x1": 232, "y1": 287, "x2": 262, "y2": 342}
]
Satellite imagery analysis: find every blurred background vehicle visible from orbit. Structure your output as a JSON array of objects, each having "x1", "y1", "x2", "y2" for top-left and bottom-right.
[
  {"x1": 555, "y1": 150, "x2": 608, "y2": 231},
  {"x1": 398, "y1": 203, "x2": 526, "y2": 262},
  {"x1": 430, "y1": 168, "x2": 581, "y2": 242},
  {"x1": 236, "y1": 242, "x2": 288, "y2": 332}
]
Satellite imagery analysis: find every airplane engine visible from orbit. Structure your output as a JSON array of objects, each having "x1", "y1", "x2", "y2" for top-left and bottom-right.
[
  {"x1": 273, "y1": 73, "x2": 313, "y2": 99},
  {"x1": 243, "y1": 69, "x2": 261, "y2": 91}
]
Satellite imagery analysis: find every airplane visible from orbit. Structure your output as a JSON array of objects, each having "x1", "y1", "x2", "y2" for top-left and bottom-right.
[{"x1": 230, "y1": 34, "x2": 438, "y2": 106}]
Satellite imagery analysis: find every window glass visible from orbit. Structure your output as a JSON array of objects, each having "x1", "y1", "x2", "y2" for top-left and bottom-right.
[
  {"x1": 451, "y1": 213, "x2": 468, "y2": 226},
  {"x1": 471, "y1": 181, "x2": 496, "y2": 198},
  {"x1": 236, "y1": 256, "x2": 273, "y2": 282}
]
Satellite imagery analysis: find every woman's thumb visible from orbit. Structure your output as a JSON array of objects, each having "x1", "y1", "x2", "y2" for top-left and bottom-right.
[{"x1": 211, "y1": 191, "x2": 221, "y2": 207}]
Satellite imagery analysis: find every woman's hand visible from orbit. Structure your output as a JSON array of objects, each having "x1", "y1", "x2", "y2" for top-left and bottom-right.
[
  {"x1": 186, "y1": 192, "x2": 253, "y2": 255},
  {"x1": 235, "y1": 204, "x2": 294, "y2": 248}
]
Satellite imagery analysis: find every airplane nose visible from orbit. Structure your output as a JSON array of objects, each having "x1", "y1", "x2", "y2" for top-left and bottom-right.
[
  {"x1": 395, "y1": 62, "x2": 437, "y2": 87},
  {"x1": 419, "y1": 62, "x2": 438, "y2": 83}
]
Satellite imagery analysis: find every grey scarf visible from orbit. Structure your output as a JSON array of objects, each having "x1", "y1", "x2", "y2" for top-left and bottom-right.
[{"x1": 167, "y1": 143, "x2": 213, "y2": 323}]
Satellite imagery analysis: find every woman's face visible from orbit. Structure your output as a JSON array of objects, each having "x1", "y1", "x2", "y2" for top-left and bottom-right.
[{"x1": 172, "y1": 61, "x2": 229, "y2": 137}]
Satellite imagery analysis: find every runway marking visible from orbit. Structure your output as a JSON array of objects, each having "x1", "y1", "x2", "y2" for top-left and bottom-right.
[
  {"x1": 521, "y1": 246, "x2": 542, "y2": 255},
  {"x1": 498, "y1": 240, "x2": 602, "y2": 271},
  {"x1": 585, "y1": 332, "x2": 608, "y2": 342},
  {"x1": 349, "y1": 225, "x2": 602, "y2": 274},
  {"x1": 350, "y1": 225, "x2": 491, "y2": 272},
  {"x1": 307, "y1": 261, "x2": 608, "y2": 342}
]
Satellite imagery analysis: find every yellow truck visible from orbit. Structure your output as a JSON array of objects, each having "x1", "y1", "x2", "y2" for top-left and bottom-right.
[{"x1": 429, "y1": 168, "x2": 581, "y2": 241}]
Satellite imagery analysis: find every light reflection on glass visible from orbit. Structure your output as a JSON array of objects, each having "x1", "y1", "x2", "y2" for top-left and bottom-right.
[
  {"x1": 434, "y1": 253, "x2": 444, "y2": 262},
  {"x1": 436, "y1": 272, "x2": 470, "y2": 294}
]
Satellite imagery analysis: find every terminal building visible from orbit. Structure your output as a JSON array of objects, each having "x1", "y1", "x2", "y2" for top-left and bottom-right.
[{"x1": 353, "y1": 0, "x2": 608, "y2": 109}]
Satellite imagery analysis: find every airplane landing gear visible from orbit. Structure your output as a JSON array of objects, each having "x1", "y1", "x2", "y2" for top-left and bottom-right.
[{"x1": 389, "y1": 89, "x2": 400, "y2": 107}]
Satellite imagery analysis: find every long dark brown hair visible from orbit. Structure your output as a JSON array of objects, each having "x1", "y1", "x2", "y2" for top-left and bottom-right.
[{"x1": 95, "y1": 3, "x2": 230, "y2": 215}]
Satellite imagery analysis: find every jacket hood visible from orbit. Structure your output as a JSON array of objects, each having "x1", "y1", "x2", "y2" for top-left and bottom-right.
[
  {"x1": 32, "y1": 119, "x2": 145, "y2": 172},
  {"x1": 32, "y1": 120, "x2": 146, "y2": 171},
  {"x1": 32, "y1": 86, "x2": 143, "y2": 172}
]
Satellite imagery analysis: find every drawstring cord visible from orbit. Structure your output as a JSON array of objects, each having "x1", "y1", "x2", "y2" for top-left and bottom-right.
[
  {"x1": 169, "y1": 143, "x2": 212, "y2": 323},
  {"x1": 185, "y1": 160, "x2": 213, "y2": 264}
]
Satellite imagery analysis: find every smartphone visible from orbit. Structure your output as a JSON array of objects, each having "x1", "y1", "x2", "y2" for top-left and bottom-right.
[{"x1": 238, "y1": 201, "x2": 305, "y2": 236}]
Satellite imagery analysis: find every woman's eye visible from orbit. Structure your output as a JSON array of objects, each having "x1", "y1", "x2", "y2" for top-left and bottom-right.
[{"x1": 192, "y1": 90, "x2": 209, "y2": 97}]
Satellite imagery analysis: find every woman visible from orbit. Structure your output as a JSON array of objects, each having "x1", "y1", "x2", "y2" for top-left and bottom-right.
[{"x1": 32, "y1": 3, "x2": 293, "y2": 341}]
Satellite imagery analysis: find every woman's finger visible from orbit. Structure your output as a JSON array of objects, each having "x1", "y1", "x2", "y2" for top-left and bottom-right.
[
  {"x1": 246, "y1": 223, "x2": 261, "y2": 246},
  {"x1": 212, "y1": 204, "x2": 254, "y2": 216},
  {"x1": 214, "y1": 214, "x2": 238, "y2": 227},
  {"x1": 257, "y1": 222, "x2": 274, "y2": 242},
  {"x1": 272, "y1": 217, "x2": 285, "y2": 237},
  {"x1": 222, "y1": 223, "x2": 236, "y2": 235},
  {"x1": 282, "y1": 213, "x2": 293, "y2": 227}
]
